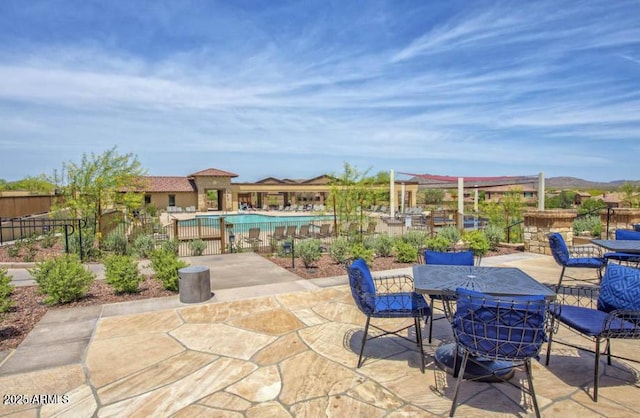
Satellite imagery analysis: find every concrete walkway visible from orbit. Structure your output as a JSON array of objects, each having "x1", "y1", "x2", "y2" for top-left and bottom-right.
[{"x1": 1, "y1": 252, "x2": 639, "y2": 417}]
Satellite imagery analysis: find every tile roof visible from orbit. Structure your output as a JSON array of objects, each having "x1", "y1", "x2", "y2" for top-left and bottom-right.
[
  {"x1": 140, "y1": 176, "x2": 197, "y2": 192},
  {"x1": 189, "y1": 168, "x2": 238, "y2": 178}
]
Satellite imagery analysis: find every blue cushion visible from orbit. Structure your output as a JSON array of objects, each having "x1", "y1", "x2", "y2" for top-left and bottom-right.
[
  {"x1": 550, "y1": 304, "x2": 637, "y2": 336},
  {"x1": 548, "y1": 233, "x2": 570, "y2": 265},
  {"x1": 616, "y1": 229, "x2": 640, "y2": 241},
  {"x1": 349, "y1": 258, "x2": 375, "y2": 295},
  {"x1": 604, "y1": 252, "x2": 640, "y2": 263},
  {"x1": 373, "y1": 293, "x2": 430, "y2": 317},
  {"x1": 565, "y1": 257, "x2": 606, "y2": 268},
  {"x1": 424, "y1": 250, "x2": 474, "y2": 266},
  {"x1": 453, "y1": 288, "x2": 546, "y2": 359},
  {"x1": 598, "y1": 264, "x2": 640, "y2": 313}
]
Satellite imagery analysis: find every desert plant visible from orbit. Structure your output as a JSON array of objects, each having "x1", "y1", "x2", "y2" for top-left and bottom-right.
[
  {"x1": 484, "y1": 224, "x2": 505, "y2": 249},
  {"x1": 161, "y1": 239, "x2": 180, "y2": 255},
  {"x1": 297, "y1": 239, "x2": 322, "y2": 268},
  {"x1": 65, "y1": 227, "x2": 100, "y2": 260},
  {"x1": 350, "y1": 242, "x2": 375, "y2": 265},
  {"x1": 102, "y1": 230, "x2": 130, "y2": 255},
  {"x1": 40, "y1": 229, "x2": 59, "y2": 248},
  {"x1": 7, "y1": 245, "x2": 20, "y2": 258},
  {"x1": 188, "y1": 239, "x2": 207, "y2": 256},
  {"x1": 133, "y1": 234, "x2": 156, "y2": 258},
  {"x1": 437, "y1": 226, "x2": 461, "y2": 245},
  {"x1": 150, "y1": 249, "x2": 187, "y2": 291},
  {"x1": 329, "y1": 236, "x2": 351, "y2": 264},
  {"x1": 403, "y1": 230, "x2": 429, "y2": 249},
  {"x1": 29, "y1": 254, "x2": 95, "y2": 304},
  {"x1": 104, "y1": 255, "x2": 143, "y2": 293},
  {"x1": 23, "y1": 245, "x2": 38, "y2": 262},
  {"x1": 573, "y1": 215, "x2": 602, "y2": 238},
  {"x1": 373, "y1": 233, "x2": 395, "y2": 257},
  {"x1": 393, "y1": 240, "x2": 419, "y2": 263},
  {"x1": 0, "y1": 268, "x2": 14, "y2": 314},
  {"x1": 462, "y1": 230, "x2": 490, "y2": 259},
  {"x1": 424, "y1": 235, "x2": 452, "y2": 252}
]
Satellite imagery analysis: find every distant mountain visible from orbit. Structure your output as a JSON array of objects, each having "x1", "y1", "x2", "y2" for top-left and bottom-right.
[{"x1": 546, "y1": 177, "x2": 640, "y2": 190}]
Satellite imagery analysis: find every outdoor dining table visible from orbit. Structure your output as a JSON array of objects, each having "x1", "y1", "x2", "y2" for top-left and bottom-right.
[
  {"x1": 592, "y1": 239, "x2": 640, "y2": 254},
  {"x1": 412, "y1": 264, "x2": 556, "y2": 381}
]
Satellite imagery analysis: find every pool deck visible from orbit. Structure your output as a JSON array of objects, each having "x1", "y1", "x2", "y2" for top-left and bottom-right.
[{"x1": 1, "y1": 252, "x2": 640, "y2": 416}]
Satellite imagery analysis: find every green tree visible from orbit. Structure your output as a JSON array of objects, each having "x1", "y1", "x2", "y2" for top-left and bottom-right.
[
  {"x1": 620, "y1": 183, "x2": 640, "y2": 208},
  {"x1": 546, "y1": 191, "x2": 576, "y2": 209},
  {"x1": 577, "y1": 198, "x2": 606, "y2": 216},
  {"x1": 421, "y1": 189, "x2": 444, "y2": 205},
  {"x1": 328, "y1": 163, "x2": 376, "y2": 237},
  {"x1": 51, "y1": 147, "x2": 146, "y2": 240}
]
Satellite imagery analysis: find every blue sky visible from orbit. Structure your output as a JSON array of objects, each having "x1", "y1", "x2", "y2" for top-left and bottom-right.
[{"x1": 1, "y1": 0, "x2": 639, "y2": 183}]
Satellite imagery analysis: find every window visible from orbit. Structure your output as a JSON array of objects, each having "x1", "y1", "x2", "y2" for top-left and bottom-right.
[
  {"x1": 524, "y1": 192, "x2": 534, "y2": 198},
  {"x1": 169, "y1": 195, "x2": 176, "y2": 207},
  {"x1": 144, "y1": 194, "x2": 151, "y2": 205}
]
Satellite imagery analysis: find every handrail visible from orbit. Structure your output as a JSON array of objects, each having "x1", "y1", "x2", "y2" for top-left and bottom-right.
[{"x1": 505, "y1": 220, "x2": 524, "y2": 243}]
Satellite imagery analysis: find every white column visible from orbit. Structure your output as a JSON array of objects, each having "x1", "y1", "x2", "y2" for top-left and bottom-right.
[
  {"x1": 390, "y1": 169, "x2": 395, "y2": 217},
  {"x1": 458, "y1": 177, "x2": 464, "y2": 229},
  {"x1": 474, "y1": 186, "x2": 479, "y2": 212},
  {"x1": 538, "y1": 172, "x2": 545, "y2": 210},
  {"x1": 401, "y1": 183, "x2": 406, "y2": 214}
]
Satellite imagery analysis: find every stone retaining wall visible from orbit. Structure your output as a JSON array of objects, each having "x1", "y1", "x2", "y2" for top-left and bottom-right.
[{"x1": 523, "y1": 210, "x2": 577, "y2": 255}]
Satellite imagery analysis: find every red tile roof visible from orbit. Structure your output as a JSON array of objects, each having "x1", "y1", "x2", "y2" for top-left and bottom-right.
[
  {"x1": 140, "y1": 176, "x2": 197, "y2": 192},
  {"x1": 189, "y1": 168, "x2": 238, "y2": 178}
]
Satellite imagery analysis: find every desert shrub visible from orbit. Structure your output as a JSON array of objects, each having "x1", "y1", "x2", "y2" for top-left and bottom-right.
[
  {"x1": 104, "y1": 255, "x2": 143, "y2": 294},
  {"x1": 188, "y1": 239, "x2": 207, "y2": 256},
  {"x1": 133, "y1": 234, "x2": 156, "y2": 258},
  {"x1": 150, "y1": 249, "x2": 187, "y2": 291},
  {"x1": 484, "y1": 224, "x2": 505, "y2": 249},
  {"x1": 65, "y1": 227, "x2": 100, "y2": 260},
  {"x1": 462, "y1": 230, "x2": 490, "y2": 258},
  {"x1": 362, "y1": 235, "x2": 376, "y2": 250},
  {"x1": 403, "y1": 230, "x2": 429, "y2": 249},
  {"x1": 437, "y1": 226, "x2": 461, "y2": 245},
  {"x1": 7, "y1": 245, "x2": 20, "y2": 258},
  {"x1": 373, "y1": 233, "x2": 395, "y2": 257},
  {"x1": 102, "y1": 230, "x2": 130, "y2": 255},
  {"x1": 23, "y1": 245, "x2": 38, "y2": 262},
  {"x1": 0, "y1": 268, "x2": 14, "y2": 314},
  {"x1": 573, "y1": 215, "x2": 602, "y2": 238},
  {"x1": 40, "y1": 229, "x2": 59, "y2": 248},
  {"x1": 394, "y1": 240, "x2": 419, "y2": 263},
  {"x1": 29, "y1": 254, "x2": 95, "y2": 304},
  {"x1": 329, "y1": 237, "x2": 351, "y2": 264},
  {"x1": 161, "y1": 239, "x2": 180, "y2": 255},
  {"x1": 350, "y1": 242, "x2": 375, "y2": 265},
  {"x1": 297, "y1": 239, "x2": 322, "y2": 268},
  {"x1": 424, "y1": 236, "x2": 452, "y2": 252}
]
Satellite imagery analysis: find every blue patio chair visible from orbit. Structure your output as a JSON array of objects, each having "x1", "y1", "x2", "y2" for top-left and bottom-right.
[
  {"x1": 447, "y1": 288, "x2": 549, "y2": 417},
  {"x1": 347, "y1": 258, "x2": 431, "y2": 372},
  {"x1": 603, "y1": 229, "x2": 640, "y2": 266},
  {"x1": 545, "y1": 263, "x2": 640, "y2": 402},
  {"x1": 548, "y1": 232, "x2": 606, "y2": 287},
  {"x1": 423, "y1": 250, "x2": 474, "y2": 343}
]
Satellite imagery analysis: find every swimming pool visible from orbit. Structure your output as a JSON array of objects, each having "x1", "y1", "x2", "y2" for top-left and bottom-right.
[{"x1": 194, "y1": 213, "x2": 333, "y2": 224}]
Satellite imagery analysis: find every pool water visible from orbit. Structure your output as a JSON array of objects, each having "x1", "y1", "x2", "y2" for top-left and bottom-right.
[{"x1": 195, "y1": 214, "x2": 332, "y2": 223}]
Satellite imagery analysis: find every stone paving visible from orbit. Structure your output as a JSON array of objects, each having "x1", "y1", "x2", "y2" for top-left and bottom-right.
[{"x1": 1, "y1": 253, "x2": 640, "y2": 417}]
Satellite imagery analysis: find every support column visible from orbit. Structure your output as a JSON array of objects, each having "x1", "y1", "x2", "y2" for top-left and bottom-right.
[
  {"x1": 390, "y1": 169, "x2": 395, "y2": 217},
  {"x1": 457, "y1": 177, "x2": 464, "y2": 229},
  {"x1": 538, "y1": 172, "x2": 545, "y2": 211}
]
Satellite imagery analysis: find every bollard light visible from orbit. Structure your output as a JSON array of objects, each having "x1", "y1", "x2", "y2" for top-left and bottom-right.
[
  {"x1": 229, "y1": 232, "x2": 235, "y2": 253},
  {"x1": 282, "y1": 240, "x2": 295, "y2": 268}
]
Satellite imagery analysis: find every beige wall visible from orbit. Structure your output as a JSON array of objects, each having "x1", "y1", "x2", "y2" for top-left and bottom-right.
[
  {"x1": 146, "y1": 192, "x2": 197, "y2": 210},
  {"x1": 192, "y1": 177, "x2": 232, "y2": 211}
]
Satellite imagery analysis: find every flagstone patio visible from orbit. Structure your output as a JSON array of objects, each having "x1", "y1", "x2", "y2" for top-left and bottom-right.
[{"x1": 1, "y1": 254, "x2": 639, "y2": 417}]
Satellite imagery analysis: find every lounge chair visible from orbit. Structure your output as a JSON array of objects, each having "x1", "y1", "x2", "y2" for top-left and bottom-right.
[
  {"x1": 269, "y1": 226, "x2": 286, "y2": 241},
  {"x1": 295, "y1": 224, "x2": 312, "y2": 239},
  {"x1": 314, "y1": 224, "x2": 331, "y2": 238},
  {"x1": 243, "y1": 228, "x2": 262, "y2": 246},
  {"x1": 285, "y1": 225, "x2": 297, "y2": 238}
]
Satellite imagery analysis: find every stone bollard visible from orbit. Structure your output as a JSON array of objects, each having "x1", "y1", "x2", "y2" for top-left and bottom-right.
[{"x1": 178, "y1": 266, "x2": 213, "y2": 303}]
